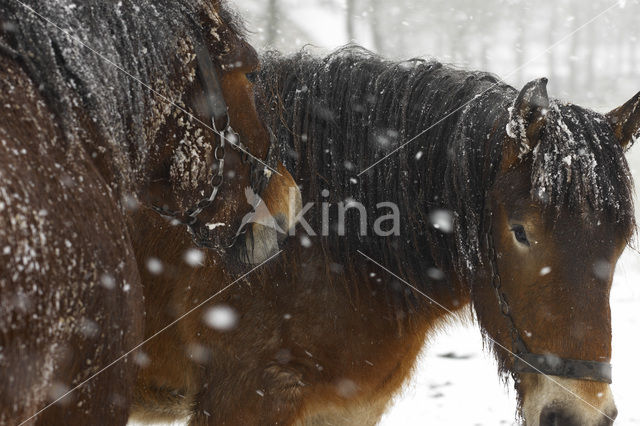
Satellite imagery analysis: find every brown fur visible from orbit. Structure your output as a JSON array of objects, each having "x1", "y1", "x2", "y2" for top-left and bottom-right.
[
  {"x1": 129, "y1": 207, "x2": 469, "y2": 425},
  {"x1": 0, "y1": 53, "x2": 143, "y2": 426},
  {"x1": 0, "y1": 1, "x2": 274, "y2": 424},
  {"x1": 127, "y1": 150, "x2": 631, "y2": 425},
  {"x1": 127, "y1": 74, "x2": 640, "y2": 425}
]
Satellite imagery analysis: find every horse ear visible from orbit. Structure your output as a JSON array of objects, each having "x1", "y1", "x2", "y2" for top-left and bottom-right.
[
  {"x1": 508, "y1": 78, "x2": 550, "y2": 155},
  {"x1": 606, "y1": 91, "x2": 640, "y2": 150}
]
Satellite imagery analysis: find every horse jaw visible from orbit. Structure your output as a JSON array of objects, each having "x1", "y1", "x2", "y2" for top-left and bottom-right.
[{"x1": 520, "y1": 375, "x2": 616, "y2": 426}]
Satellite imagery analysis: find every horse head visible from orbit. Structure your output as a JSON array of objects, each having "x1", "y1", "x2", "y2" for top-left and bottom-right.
[
  {"x1": 143, "y1": 2, "x2": 300, "y2": 254},
  {"x1": 476, "y1": 78, "x2": 639, "y2": 426}
]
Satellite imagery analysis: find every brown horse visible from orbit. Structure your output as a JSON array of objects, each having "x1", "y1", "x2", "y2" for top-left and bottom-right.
[
  {"x1": 253, "y1": 48, "x2": 639, "y2": 425},
  {"x1": 128, "y1": 48, "x2": 639, "y2": 425},
  {"x1": 0, "y1": 1, "x2": 279, "y2": 425}
]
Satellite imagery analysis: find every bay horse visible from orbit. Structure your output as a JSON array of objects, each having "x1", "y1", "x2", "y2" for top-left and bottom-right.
[
  {"x1": 252, "y1": 48, "x2": 639, "y2": 424},
  {"x1": 127, "y1": 47, "x2": 638, "y2": 425},
  {"x1": 0, "y1": 1, "x2": 284, "y2": 424}
]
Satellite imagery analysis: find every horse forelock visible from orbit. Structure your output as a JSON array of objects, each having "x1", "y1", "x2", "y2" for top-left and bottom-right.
[
  {"x1": 529, "y1": 101, "x2": 635, "y2": 236},
  {"x1": 0, "y1": 0, "x2": 240, "y2": 195}
]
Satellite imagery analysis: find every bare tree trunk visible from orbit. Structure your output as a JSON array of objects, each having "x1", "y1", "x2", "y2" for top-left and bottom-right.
[
  {"x1": 515, "y1": 13, "x2": 526, "y2": 86},
  {"x1": 585, "y1": 13, "x2": 596, "y2": 92},
  {"x1": 614, "y1": 26, "x2": 624, "y2": 75},
  {"x1": 455, "y1": 28, "x2": 467, "y2": 65},
  {"x1": 346, "y1": 0, "x2": 355, "y2": 42},
  {"x1": 479, "y1": 33, "x2": 488, "y2": 71},
  {"x1": 630, "y1": 40, "x2": 638, "y2": 75},
  {"x1": 369, "y1": 0, "x2": 383, "y2": 53},
  {"x1": 547, "y1": 5, "x2": 557, "y2": 84},
  {"x1": 266, "y1": 0, "x2": 278, "y2": 47},
  {"x1": 568, "y1": 3, "x2": 580, "y2": 97}
]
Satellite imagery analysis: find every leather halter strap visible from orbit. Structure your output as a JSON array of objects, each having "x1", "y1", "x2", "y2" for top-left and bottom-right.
[{"x1": 514, "y1": 353, "x2": 612, "y2": 384}]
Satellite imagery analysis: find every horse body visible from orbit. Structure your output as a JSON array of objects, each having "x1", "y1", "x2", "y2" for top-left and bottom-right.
[
  {"x1": 253, "y1": 48, "x2": 638, "y2": 425},
  {"x1": 129, "y1": 209, "x2": 462, "y2": 425},
  {"x1": 0, "y1": 1, "x2": 273, "y2": 424},
  {"x1": 0, "y1": 54, "x2": 144, "y2": 425},
  {"x1": 124, "y1": 46, "x2": 640, "y2": 425}
]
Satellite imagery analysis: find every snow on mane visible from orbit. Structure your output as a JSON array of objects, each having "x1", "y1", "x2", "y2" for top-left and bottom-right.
[
  {"x1": 530, "y1": 101, "x2": 634, "y2": 230},
  {"x1": 0, "y1": 0, "x2": 238, "y2": 196}
]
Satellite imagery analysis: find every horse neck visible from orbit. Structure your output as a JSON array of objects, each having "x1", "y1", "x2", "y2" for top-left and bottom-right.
[{"x1": 261, "y1": 51, "x2": 514, "y2": 301}]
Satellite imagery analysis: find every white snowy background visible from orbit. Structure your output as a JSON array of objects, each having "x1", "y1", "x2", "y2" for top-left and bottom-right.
[{"x1": 136, "y1": 0, "x2": 640, "y2": 424}]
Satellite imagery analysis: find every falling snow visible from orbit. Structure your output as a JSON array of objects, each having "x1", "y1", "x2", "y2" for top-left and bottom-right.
[{"x1": 202, "y1": 305, "x2": 239, "y2": 332}]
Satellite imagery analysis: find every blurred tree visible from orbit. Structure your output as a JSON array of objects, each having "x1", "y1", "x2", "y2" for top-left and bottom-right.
[
  {"x1": 585, "y1": 2, "x2": 596, "y2": 90},
  {"x1": 515, "y1": 7, "x2": 525, "y2": 84},
  {"x1": 346, "y1": 0, "x2": 356, "y2": 41},
  {"x1": 547, "y1": 3, "x2": 558, "y2": 84},
  {"x1": 369, "y1": 0, "x2": 383, "y2": 53},
  {"x1": 240, "y1": 0, "x2": 639, "y2": 107},
  {"x1": 568, "y1": 0, "x2": 582, "y2": 96},
  {"x1": 266, "y1": 0, "x2": 278, "y2": 46}
]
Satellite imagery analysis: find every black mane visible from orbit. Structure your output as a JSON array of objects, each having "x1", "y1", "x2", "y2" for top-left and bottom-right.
[
  {"x1": 255, "y1": 46, "x2": 635, "y2": 288},
  {"x1": 0, "y1": 0, "x2": 240, "y2": 193}
]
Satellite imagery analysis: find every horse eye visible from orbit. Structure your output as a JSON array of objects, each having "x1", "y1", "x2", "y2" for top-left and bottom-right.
[{"x1": 511, "y1": 224, "x2": 530, "y2": 246}]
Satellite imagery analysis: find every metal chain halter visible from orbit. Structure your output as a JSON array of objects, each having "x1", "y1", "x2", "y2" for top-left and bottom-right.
[
  {"x1": 482, "y1": 193, "x2": 612, "y2": 384},
  {"x1": 152, "y1": 41, "x2": 274, "y2": 251}
]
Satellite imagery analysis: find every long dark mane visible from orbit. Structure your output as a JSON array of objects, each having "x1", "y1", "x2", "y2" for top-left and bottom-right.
[
  {"x1": 255, "y1": 46, "x2": 635, "y2": 291},
  {"x1": 0, "y1": 0, "x2": 242, "y2": 193}
]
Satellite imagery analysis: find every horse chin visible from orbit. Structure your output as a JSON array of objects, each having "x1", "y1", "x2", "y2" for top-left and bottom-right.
[
  {"x1": 520, "y1": 375, "x2": 616, "y2": 426},
  {"x1": 236, "y1": 223, "x2": 280, "y2": 265}
]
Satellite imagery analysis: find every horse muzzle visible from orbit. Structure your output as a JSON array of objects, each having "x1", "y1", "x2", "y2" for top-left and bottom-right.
[
  {"x1": 521, "y1": 375, "x2": 617, "y2": 426},
  {"x1": 539, "y1": 404, "x2": 617, "y2": 426}
]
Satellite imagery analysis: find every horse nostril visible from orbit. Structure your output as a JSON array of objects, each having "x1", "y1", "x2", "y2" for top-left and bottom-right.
[
  {"x1": 598, "y1": 406, "x2": 618, "y2": 426},
  {"x1": 539, "y1": 406, "x2": 580, "y2": 426},
  {"x1": 539, "y1": 405, "x2": 616, "y2": 426}
]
